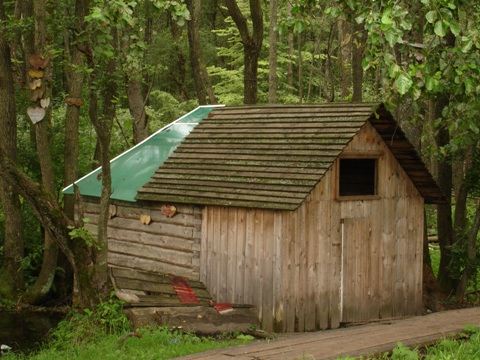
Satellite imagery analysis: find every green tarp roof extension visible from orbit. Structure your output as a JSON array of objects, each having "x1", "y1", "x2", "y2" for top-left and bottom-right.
[{"x1": 62, "y1": 105, "x2": 222, "y2": 202}]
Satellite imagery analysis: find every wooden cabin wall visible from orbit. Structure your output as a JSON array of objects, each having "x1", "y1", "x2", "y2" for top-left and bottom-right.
[
  {"x1": 82, "y1": 199, "x2": 202, "y2": 280},
  {"x1": 201, "y1": 122, "x2": 424, "y2": 333}
]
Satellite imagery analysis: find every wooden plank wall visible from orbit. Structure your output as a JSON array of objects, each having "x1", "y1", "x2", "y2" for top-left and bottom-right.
[
  {"x1": 82, "y1": 200, "x2": 202, "y2": 280},
  {"x1": 201, "y1": 122, "x2": 424, "y2": 332}
]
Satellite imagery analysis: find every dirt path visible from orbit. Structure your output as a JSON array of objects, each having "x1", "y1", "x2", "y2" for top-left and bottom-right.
[{"x1": 175, "y1": 307, "x2": 480, "y2": 359}]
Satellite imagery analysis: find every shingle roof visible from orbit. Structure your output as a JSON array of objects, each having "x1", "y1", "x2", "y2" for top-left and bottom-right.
[{"x1": 135, "y1": 103, "x2": 446, "y2": 209}]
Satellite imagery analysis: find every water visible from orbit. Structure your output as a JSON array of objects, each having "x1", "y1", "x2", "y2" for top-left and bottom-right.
[{"x1": 0, "y1": 310, "x2": 65, "y2": 355}]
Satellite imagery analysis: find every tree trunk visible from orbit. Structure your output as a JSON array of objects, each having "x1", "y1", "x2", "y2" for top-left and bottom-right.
[
  {"x1": 297, "y1": 33, "x2": 303, "y2": 103},
  {"x1": 351, "y1": 21, "x2": 365, "y2": 102},
  {"x1": 170, "y1": 19, "x2": 188, "y2": 101},
  {"x1": 23, "y1": 0, "x2": 60, "y2": 304},
  {"x1": 268, "y1": 0, "x2": 277, "y2": 104},
  {"x1": 0, "y1": 144, "x2": 99, "y2": 309},
  {"x1": 430, "y1": 97, "x2": 455, "y2": 293},
  {"x1": 287, "y1": 2, "x2": 294, "y2": 94},
  {"x1": 338, "y1": 19, "x2": 352, "y2": 100},
  {"x1": 225, "y1": 0, "x2": 263, "y2": 105},
  {"x1": 85, "y1": 30, "x2": 117, "y2": 301},
  {"x1": 456, "y1": 200, "x2": 480, "y2": 301},
  {"x1": 127, "y1": 78, "x2": 149, "y2": 144},
  {"x1": 63, "y1": 0, "x2": 88, "y2": 220},
  {"x1": 186, "y1": 0, "x2": 216, "y2": 105},
  {"x1": 0, "y1": 1, "x2": 25, "y2": 298}
]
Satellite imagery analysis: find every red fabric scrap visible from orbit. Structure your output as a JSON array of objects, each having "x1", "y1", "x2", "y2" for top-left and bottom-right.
[
  {"x1": 170, "y1": 276, "x2": 199, "y2": 304},
  {"x1": 212, "y1": 302, "x2": 233, "y2": 314}
]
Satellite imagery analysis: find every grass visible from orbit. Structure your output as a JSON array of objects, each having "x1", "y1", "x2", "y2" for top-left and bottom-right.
[
  {"x1": 4, "y1": 295, "x2": 255, "y2": 360},
  {"x1": 10, "y1": 327, "x2": 253, "y2": 360}
]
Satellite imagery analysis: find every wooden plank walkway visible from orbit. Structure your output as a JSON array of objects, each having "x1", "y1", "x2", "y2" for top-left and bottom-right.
[{"x1": 176, "y1": 307, "x2": 480, "y2": 360}]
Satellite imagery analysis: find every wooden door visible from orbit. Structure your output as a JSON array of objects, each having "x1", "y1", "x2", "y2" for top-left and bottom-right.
[{"x1": 340, "y1": 217, "x2": 377, "y2": 323}]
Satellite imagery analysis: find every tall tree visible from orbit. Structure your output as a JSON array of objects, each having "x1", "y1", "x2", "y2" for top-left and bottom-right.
[
  {"x1": 0, "y1": 0, "x2": 25, "y2": 299},
  {"x1": 225, "y1": 0, "x2": 263, "y2": 104},
  {"x1": 337, "y1": 18, "x2": 352, "y2": 100},
  {"x1": 268, "y1": 0, "x2": 277, "y2": 103},
  {"x1": 24, "y1": 0, "x2": 60, "y2": 304},
  {"x1": 186, "y1": 0, "x2": 216, "y2": 105}
]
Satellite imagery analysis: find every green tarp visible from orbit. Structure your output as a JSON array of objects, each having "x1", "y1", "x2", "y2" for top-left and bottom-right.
[{"x1": 62, "y1": 105, "x2": 219, "y2": 202}]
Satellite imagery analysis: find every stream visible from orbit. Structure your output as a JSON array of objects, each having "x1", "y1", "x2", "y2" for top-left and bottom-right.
[{"x1": 0, "y1": 309, "x2": 65, "y2": 355}]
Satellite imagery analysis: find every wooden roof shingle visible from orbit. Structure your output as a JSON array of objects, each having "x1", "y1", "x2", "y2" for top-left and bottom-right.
[{"x1": 136, "y1": 103, "x2": 446, "y2": 209}]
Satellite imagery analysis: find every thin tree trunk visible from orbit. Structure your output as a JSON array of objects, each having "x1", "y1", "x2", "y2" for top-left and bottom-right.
[
  {"x1": 268, "y1": 0, "x2": 277, "y2": 104},
  {"x1": 297, "y1": 33, "x2": 303, "y2": 103},
  {"x1": 25, "y1": 0, "x2": 59, "y2": 304},
  {"x1": 287, "y1": 2, "x2": 294, "y2": 94},
  {"x1": 225, "y1": 0, "x2": 263, "y2": 104},
  {"x1": 456, "y1": 200, "x2": 480, "y2": 300},
  {"x1": 431, "y1": 97, "x2": 455, "y2": 293},
  {"x1": 186, "y1": 0, "x2": 216, "y2": 104},
  {"x1": 351, "y1": 21, "x2": 365, "y2": 102},
  {"x1": 170, "y1": 19, "x2": 187, "y2": 100},
  {"x1": 127, "y1": 78, "x2": 148, "y2": 144},
  {"x1": 84, "y1": 29, "x2": 118, "y2": 300},
  {"x1": 0, "y1": 1, "x2": 25, "y2": 298},
  {"x1": 338, "y1": 19, "x2": 352, "y2": 100}
]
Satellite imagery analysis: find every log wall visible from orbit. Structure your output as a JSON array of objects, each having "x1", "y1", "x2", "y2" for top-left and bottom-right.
[
  {"x1": 82, "y1": 200, "x2": 202, "y2": 280},
  {"x1": 201, "y1": 122, "x2": 424, "y2": 332}
]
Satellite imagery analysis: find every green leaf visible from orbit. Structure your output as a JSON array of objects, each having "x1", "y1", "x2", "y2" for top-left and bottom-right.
[
  {"x1": 469, "y1": 122, "x2": 480, "y2": 134},
  {"x1": 388, "y1": 63, "x2": 401, "y2": 78},
  {"x1": 395, "y1": 73, "x2": 413, "y2": 95},
  {"x1": 464, "y1": 78, "x2": 475, "y2": 94},
  {"x1": 425, "y1": 76, "x2": 439, "y2": 91},
  {"x1": 381, "y1": 10, "x2": 393, "y2": 25},
  {"x1": 449, "y1": 21, "x2": 460, "y2": 37},
  {"x1": 385, "y1": 28, "x2": 401, "y2": 47},
  {"x1": 293, "y1": 20, "x2": 305, "y2": 34},
  {"x1": 355, "y1": 14, "x2": 365, "y2": 24},
  {"x1": 425, "y1": 11, "x2": 436, "y2": 24},
  {"x1": 434, "y1": 20, "x2": 447, "y2": 37}
]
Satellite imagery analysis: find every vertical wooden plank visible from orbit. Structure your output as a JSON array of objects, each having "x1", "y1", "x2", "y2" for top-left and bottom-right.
[
  {"x1": 244, "y1": 208, "x2": 256, "y2": 305},
  {"x1": 235, "y1": 208, "x2": 246, "y2": 304},
  {"x1": 253, "y1": 210, "x2": 264, "y2": 323},
  {"x1": 226, "y1": 207, "x2": 237, "y2": 302},
  {"x1": 295, "y1": 204, "x2": 307, "y2": 331},
  {"x1": 393, "y1": 198, "x2": 407, "y2": 317},
  {"x1": 273, "y1": 210, "x2": 285, "y2": 332},
  {"x1": 368, "y1": 200, "x2": 381, "y2": 320},
  {"x1": 218, "y1": 206, "x2": 230, "y2": 302},
  {"x1": 380, "y1": 198, "x2": 395, "y2": 319},
  {"x1": 200, "y1": 206, "x2": 209, "y2": 285},
  {"x1": 211, "y1": 207, "x2": 221, "y2": 300},
  {"x1": 284, "y1": 210, "x2": 296, "y2": 332},
  {"x1": 305, "y1": 199, "x2": 318, "y2": 331},
  {"x1": 262, "y1": 210, "x2": 275, "y2": 331},
  {"x1": 316, "y1": 200, "x2": 331, "y2": 330}
]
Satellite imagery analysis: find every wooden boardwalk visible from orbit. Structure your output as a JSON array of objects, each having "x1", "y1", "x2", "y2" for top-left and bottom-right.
[{"x1": 176, "y1": 307, "x2": 480, "y2": 360}]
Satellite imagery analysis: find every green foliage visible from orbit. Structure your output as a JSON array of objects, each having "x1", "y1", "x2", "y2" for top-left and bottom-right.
[
  {"x1": 277, "y1": 0, "x2": 321, "y2": 36},
  {"x1": 390, "y1": 342, "x2": 419, "y2": 360},
  {"x1": 20, "y1": 326, "x2": 252, "y2": 360},
  {"x1": 350, "y1": 0, "x2": 480, "y2": 153},
  {"x1": 67, "y1": 219, "x2": 102, "y2": 251},
  {"x1": 16, "y1": 302, "x2": 253, "y2": 360},
  {"x1": 47, "y1": 293, "x2": 130, "y2": 352}
]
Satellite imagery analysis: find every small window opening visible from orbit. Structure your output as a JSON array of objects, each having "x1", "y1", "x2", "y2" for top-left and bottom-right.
[{"x1": 339, "y1": 158, "x2": 377, "y2": 197}]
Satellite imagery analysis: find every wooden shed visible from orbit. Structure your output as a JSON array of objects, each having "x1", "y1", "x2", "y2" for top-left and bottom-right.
[{"x1": 65, "y1": 103, "x2": 445, "y2": 333}]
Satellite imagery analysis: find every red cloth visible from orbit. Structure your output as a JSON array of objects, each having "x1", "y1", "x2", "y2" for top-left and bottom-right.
[
  {"x1": 170, "y1": 276, "x2": 199, "y2": 303},
  {"x1": 212, "y1": 302, "x2": 233, "y2": 314}
]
